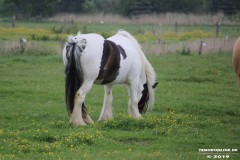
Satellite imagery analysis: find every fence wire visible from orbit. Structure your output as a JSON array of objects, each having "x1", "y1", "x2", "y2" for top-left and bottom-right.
[
  {"x1": 141, "y1": 37, "x2": 237, "y2": 55},
  {"x1": 0, "y1": 41, "x2": 62, "y2": 54},
  {"x1": 0, "y1": 38, "x2": 237, "y2": 55}
]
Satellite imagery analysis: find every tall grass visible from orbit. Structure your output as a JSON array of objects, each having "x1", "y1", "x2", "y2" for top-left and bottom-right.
[
  {"x1": 0, "y1": 27, "x2": 68, "y2": 41},
  {"x1": 49, "y1": 12, "x2": 240, "y2": 25}
]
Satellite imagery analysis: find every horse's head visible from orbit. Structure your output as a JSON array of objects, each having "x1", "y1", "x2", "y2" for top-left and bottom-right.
[{"x1": 138, "y1": 82, "x2": 158, "y2": 114}]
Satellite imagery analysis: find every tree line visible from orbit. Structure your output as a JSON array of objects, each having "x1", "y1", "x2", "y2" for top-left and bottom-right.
[{"x1": 0, "y1": 0, "x2": 239, "y2": 18}]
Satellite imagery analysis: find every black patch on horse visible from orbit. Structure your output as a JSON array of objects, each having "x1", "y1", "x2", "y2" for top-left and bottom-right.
[
  {"x1": 117, "y1": 45, "x2": 127, "y2": 59},
  {"x1": 138, "y1": 83, "x2": 149, "y2": 114},
  {"x1": 152, "y1": 82, "x2": 158, "y2": 89},
  {"x1": 97, "y1": 40, "x2": 121, "y2": 84},
  {"x1": 138, "y1": 82, "x2": 158, "y2": 114}
]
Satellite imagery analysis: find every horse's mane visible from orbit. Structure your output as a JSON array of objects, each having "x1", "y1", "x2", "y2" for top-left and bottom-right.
[{"x1": 116, "y1": 30, "x2": 156, "y2": 111}]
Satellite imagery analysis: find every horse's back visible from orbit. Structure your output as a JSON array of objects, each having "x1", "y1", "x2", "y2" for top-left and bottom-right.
[
  {"x1": 233, "y1": 37, "x2": 240, "y2": 87},
  {"x1": 63, "y1": 32, "x2": 143, "y2": 86},
  {"x1": 107, "y1": 34, "x2": 142, "y2": 84}
]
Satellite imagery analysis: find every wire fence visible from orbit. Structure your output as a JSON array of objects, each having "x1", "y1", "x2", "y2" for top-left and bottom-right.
[
  {"x1": 0, "y1": 37, "x2": 237, "y2": 55},
  {"x1": 0, "y1": 40, "x2": 62, "y2": 55},
  {"x1": 141, "y1": 37, "x2": 237, "y2": 55}
]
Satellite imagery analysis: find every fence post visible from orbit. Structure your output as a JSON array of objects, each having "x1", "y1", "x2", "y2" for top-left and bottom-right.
[
  {"x1": 198, "y1": 41, "x2": 203, "y2": 55},
  {"x1": 71, "y1": 19, "x2": 74, "y2": 26},
  {"x1": 216, "y1": 22, "x2": 219, "y2": 38},
  {"x1": 62, "y1": 20, "x2": 66, "y2": 34},
  {"x1": 158, "y1": 38, "x2": 162, "y2": 55},
  {"x1": 12, "y1": 16, "x2": 15, "y2": 28},
  {"x1": 152, "y1": 25, "x2": 155, "y2": 35},
  {"x1": 175, "y1": 22, "x2": 177, "y2": 33},
  {"x1": 19, "y1": 37, "x2": 24, "y2": 53},
  {"x1": 60, "y1": 38, "x2": 64, "y2": 54}
]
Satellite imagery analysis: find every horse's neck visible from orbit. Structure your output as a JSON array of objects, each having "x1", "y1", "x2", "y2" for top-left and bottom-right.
[{"x1": 140, "y1": 66, "x2": 147, "y2": 83}]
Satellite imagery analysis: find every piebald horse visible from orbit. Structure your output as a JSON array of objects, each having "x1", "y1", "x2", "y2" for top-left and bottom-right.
[
  {"x1": 233, "y1": 37, "x2": 240, "y2": 88},
  {"x1": 63, "y1": 30, "x2": 157, "y2": 126}
]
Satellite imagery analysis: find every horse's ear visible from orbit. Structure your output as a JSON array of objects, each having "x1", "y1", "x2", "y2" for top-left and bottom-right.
[
  {"x1": 67, "y1": 35, "x2": 74, "y2": 43},
  {"x1": 152, "y1": 82, "x2": 158, "y2": 89}
]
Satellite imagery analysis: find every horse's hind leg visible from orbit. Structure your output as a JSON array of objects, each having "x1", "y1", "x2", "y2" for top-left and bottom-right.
[
  {"x1": 82, "y1": 102, "x2": 94, "y2": 124},
  {"x1": 98, "y1": 85, "x2": 113, "y2": 121},
  {"x1": 70, "y1": 81, "x2": 94, "y2": 126},
  {"x1": 128, "y1": 80, "x2": 141, "y2": 118}
]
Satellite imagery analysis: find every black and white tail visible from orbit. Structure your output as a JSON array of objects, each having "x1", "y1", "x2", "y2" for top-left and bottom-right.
[{"x1": 64, "y1": 36, "x2": 84, "y2": 116}]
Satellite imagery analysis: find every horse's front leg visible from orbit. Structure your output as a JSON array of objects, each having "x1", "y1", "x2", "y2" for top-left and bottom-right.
[
  {"x1": 70, "y1": 82, "x2": 94, "y2": 126},
  {"x1": 128, "y1": 79, "x2": 141, "y2": 118},
  {"x1": 98, "y1": 85, "x2": 113, "y2": 121}
]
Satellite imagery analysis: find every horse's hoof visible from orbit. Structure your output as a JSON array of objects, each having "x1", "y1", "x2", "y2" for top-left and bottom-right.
[
  {"x1": 85, "y1": 117, "x2": 94, "y2": 124},
  {"x1": 74, "y1": 122, "x2": 87, "y2": 126},
  {"x1": 98, "y1": 115, "x2": 112, "y2": 121},
  {"x1": 70, "y1": 119, "x2": 87, "y2": 126}
]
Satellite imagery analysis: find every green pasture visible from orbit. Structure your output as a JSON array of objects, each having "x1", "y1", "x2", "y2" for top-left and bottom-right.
[{"x1": 0, "y1": 51, "x2": 239, "y2": 159}]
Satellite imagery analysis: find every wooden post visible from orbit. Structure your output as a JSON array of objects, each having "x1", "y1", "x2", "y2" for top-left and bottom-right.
[
  {"x1": 198, "y1": 41, "x2": 203, "y2": 55},
  {"x1": 158, "y1": 38, "x2": 162, "y2": 55},
  {"x1": 62, "y1": 20, "x2": 65, "y2": 34},
  {"x1": 158, "y1": 38, "x2": 162, "y2": 47},
  {"x1": 12, "y1": 16, "x2": 15, "y2": 28},
  {"x1": 19, "y1": 37, "x2": 24, "y2": 53},
  {"x1": 175, "y1": 22, "x2": 177, "y2": 33},
  {"x1": 216, "y1": 22, "x2": 219, "y2": 38},
  {"x1": 152, "y1": 25, "x2": 155, "y2": 35},
  {"x1": 60, "y1": 38, "x2": 64, "y2": 54},
  {"x1": 71, "y1": 19, "x2": 74, "y2": 26}
]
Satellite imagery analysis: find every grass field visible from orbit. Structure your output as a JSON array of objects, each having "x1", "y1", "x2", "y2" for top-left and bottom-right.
[{"x1": 0, "y1": 51, "x2": 239, "y2": 159}]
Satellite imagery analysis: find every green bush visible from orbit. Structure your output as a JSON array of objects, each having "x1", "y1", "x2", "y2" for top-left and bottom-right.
[
  {"x1": 177, "y1": 46, "x2": 191, "y2": 55},
  {"x1": 51, "y1": 25, "x2": 62, "y2": 34},
  {"x1": 41, "y1": 35, "x2": 50, "y2": 41}
]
